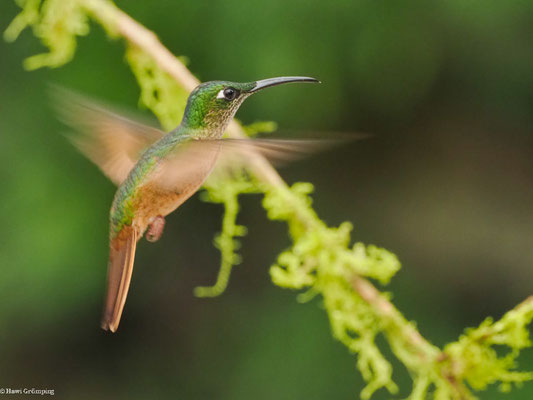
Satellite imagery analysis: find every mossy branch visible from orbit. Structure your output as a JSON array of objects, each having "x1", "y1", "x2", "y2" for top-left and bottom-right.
[{"x1": 6, "y1": 1, "x2": 533, "y2": 398}]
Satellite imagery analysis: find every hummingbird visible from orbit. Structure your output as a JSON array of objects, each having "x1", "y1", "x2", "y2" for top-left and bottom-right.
[{"x1": 56, "y1": 76, "x2": 321, "y2": 332}]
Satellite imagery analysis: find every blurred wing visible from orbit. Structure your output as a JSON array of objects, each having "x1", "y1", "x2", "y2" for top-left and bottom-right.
[
  {"x1": 217, "y1": 137, "x2": 340, "y2": 166},
  {"x1": 216, "y1": 130, "x2": 372, "y2": 168},
  {"x1": 151, "y1": 139, "x2": 221, "y2": 192},
  {"x1": 153, "y1": 136, "x2": 351, "y2": 191},
  {"x1": 52, "y1": 87, "x2": 165, "y2": 185}
]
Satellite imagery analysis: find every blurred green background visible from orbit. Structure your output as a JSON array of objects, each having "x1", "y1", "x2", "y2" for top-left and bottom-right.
[{"x1": 2, "y1": 0, "x2": 533, "y2": 398}]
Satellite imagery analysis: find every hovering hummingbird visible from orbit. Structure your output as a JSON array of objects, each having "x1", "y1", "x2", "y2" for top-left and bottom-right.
[{"x1": 56, "y1": 76, "x2": 322, "y2": 332}]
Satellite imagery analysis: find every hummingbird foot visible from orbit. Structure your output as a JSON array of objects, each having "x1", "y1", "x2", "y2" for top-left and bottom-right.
[{"x1": 146, "y1": 216, "x2": 165, "y2": 242}]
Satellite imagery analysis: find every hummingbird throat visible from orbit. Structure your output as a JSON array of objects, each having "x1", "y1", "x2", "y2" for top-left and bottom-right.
[{"x1": 181, "y1": 92, "x2": 250, "y2": 139}]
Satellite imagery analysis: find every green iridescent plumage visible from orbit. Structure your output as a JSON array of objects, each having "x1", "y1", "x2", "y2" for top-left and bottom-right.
[{"x1": 182, "y1": 80, "x2": 256, "y2": 131}]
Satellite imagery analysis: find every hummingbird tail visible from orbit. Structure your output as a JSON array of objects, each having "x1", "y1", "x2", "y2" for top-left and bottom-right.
[{"x1": 101, "y1": 226, "x2": 138, "y2": 333}]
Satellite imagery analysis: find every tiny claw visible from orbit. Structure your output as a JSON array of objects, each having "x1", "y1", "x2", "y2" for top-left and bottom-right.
[{"x1": 146, "y1": 216, "x2": 165, "y2": 242}]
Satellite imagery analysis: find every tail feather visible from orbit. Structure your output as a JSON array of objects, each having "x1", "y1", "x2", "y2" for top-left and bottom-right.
[{"x1": 101, "y1": 226, "x2": 138, "y2": 332}]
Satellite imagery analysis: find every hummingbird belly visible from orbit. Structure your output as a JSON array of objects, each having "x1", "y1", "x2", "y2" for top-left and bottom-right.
[{"x1": 132, "y1": 149, "x2": 219, "y2": 235}]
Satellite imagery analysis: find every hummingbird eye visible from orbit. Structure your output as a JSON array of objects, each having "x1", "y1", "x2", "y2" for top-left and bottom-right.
[{"x1": 222, "y1": 87, "x2": 239, "y2": 101}]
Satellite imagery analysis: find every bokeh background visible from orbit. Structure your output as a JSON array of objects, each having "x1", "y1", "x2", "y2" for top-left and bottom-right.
[{"x1": 2, "y1": 0, "x2": 533, "y2": 398}]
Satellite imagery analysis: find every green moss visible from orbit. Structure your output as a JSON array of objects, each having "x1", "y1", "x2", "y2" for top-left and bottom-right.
[
  {"x1": 4, "y1": 0, "x2": 90, "y2": 70},
  {"x1": 443, "y1": 298, "x2": 533, "y2": 393},
  {"x1": 126, "y1": 46, "x2": 190, "y2": 131},
  {"x1": 240, "y1": 120, "x2": 278, "y2": 137},
  {"x1": 196, "y1": 172, "x2": 261, "y2": 297}
]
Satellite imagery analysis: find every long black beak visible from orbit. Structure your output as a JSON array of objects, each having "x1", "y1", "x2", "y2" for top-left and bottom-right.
[{"x1": 249, "y1": 76, "x2": 320, "y2": 93}]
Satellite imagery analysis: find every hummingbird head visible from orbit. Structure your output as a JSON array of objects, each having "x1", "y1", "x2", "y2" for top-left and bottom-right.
[{"x1": 181, "y1": 76, "x2": 319, "y2": 136}]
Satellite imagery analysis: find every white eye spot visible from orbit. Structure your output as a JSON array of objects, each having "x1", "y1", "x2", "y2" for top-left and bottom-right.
[{"x1": 216, "y1": 89, "x2": 226, "y2": 99}]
